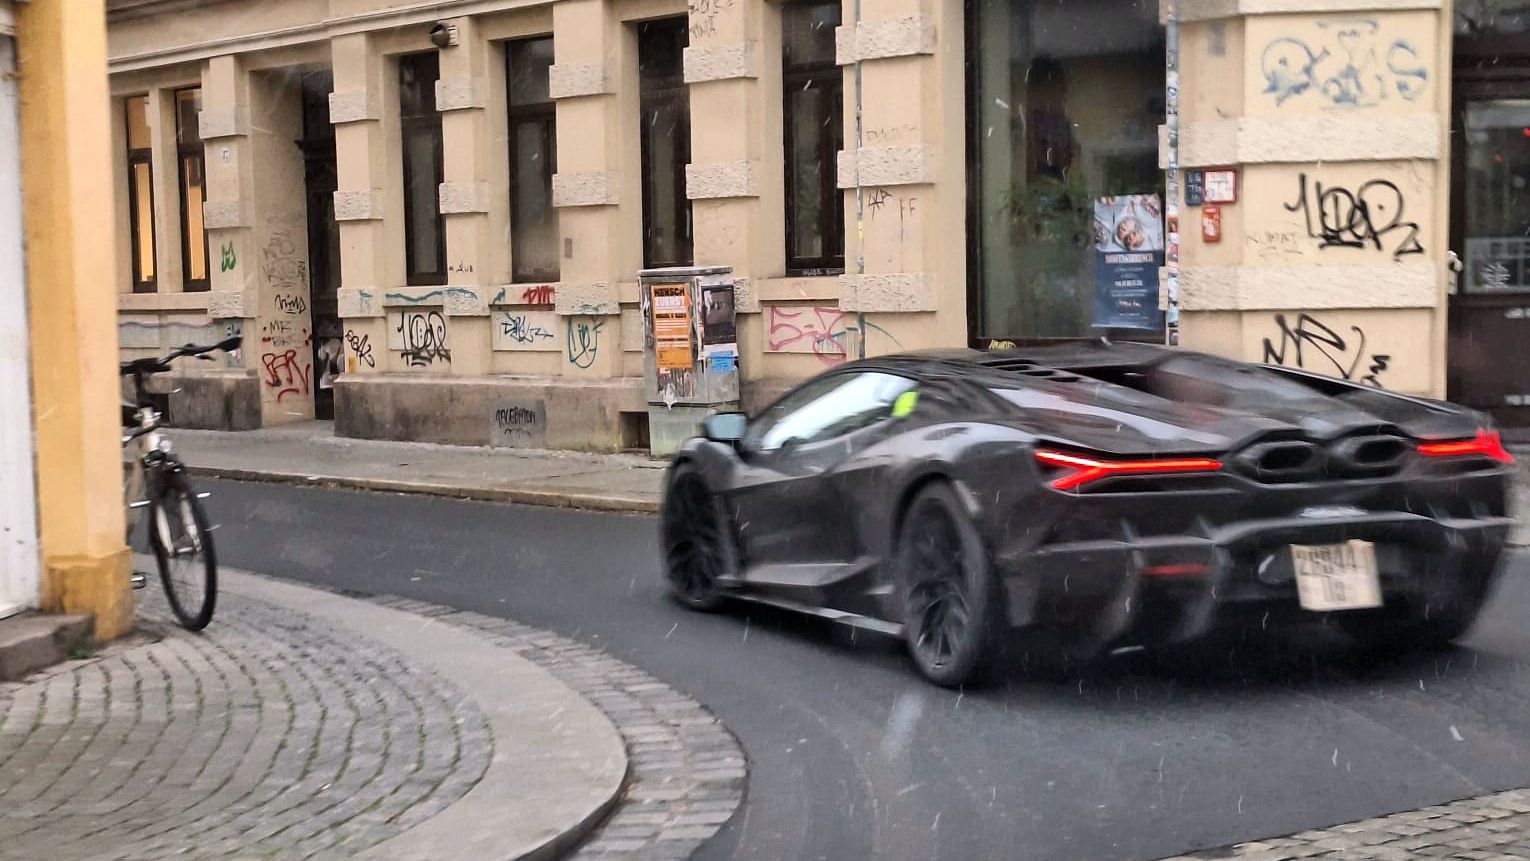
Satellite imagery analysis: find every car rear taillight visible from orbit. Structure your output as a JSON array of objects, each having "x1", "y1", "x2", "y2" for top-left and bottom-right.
[
  {"x1": 1416, "y1": 429, "x2": 1514, "y2": 464},
  {"x1": 1033, "y1": 449, "x2": 1224, "y2": 491}
]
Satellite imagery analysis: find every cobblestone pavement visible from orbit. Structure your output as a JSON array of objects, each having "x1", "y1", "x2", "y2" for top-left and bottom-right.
[
  {"x1": 0, "y1": 577, "x2": 745, "y2": 861},
  {"x1": 363, "y1": 595, "x2": 747, "y2": 861},
  {"x1": 0, "y1": 588, "x2": 492, "y2": 861},
  {"x1": 1164, "y1": 789, "x2": 1530, "y2": 861}
]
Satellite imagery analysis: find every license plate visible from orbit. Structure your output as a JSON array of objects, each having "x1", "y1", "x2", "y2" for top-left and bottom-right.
[{"x1": 1290, "y1": 540, "x2": 1383, "y2": 612}]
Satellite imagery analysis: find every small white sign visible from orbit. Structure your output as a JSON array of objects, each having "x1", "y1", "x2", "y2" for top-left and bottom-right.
[{"x1": 1203, "y1": 168, "x2": 1238, "y2": 204}]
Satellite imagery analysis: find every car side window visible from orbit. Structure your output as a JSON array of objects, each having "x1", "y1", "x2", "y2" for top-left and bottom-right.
[{"x1": 747, "y1": 372, "x2": 917, "y2": 452}]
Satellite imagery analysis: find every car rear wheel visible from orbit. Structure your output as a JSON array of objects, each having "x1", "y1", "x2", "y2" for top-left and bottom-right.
[
  {"x1": 895, "y1": 483, "x2": 999, "y2": 687},
  {"x1": 660, "y1": 465, "x2": 734, "y2": 611}
]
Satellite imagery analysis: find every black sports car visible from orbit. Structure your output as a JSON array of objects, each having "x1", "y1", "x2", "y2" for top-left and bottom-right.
[{"x1": 659, "y1": 342, "x2": 1517, "y2": 686}]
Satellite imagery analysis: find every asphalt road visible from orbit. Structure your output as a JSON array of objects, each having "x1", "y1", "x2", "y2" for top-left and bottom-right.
[{"x1": 202, "y1": 478, "x2": 1530, "y2": 861}]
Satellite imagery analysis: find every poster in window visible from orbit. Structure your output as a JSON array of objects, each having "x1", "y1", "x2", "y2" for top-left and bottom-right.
[
  {"x1": 651, "y1": 283, "x2": 693, "y2": 370},
  {"x1": 699, "y1": 284, "x2": 737, "y2": 358},
  {"x1": 1091, "y1": 194, "x2": 1166, "y2": 331}
]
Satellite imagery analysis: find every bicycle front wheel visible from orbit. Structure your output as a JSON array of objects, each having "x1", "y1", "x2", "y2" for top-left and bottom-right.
[{"x1": 150, "y1": 476, "x2": 217, "y2": 630}]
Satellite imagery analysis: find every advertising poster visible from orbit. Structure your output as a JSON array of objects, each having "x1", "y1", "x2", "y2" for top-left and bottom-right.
[
  {"x1": 650, "y1": 283, "x2": 693, "y2": 370},
  {"x1": 1092, "y1": 194, "x2": 1166, "y2": 331},
  {"x1": 699, "y1": 284, "x2": 737, "y2": 360}
]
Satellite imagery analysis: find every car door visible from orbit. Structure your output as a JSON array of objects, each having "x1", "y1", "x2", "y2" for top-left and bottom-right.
[{"x1": 725, "y1": 371, "x2": 917, "y2": 571}]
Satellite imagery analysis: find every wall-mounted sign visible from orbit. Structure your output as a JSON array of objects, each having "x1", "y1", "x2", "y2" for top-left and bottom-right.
[
  {"x1": 1201, "y1": 203, "x2": 1222, "y2": 243},
  {"x1": 1204, "y1": 168, "x2": 1238, "y2": 204},
  {"x1": 699, "y1": 284, "x2": 737, "y2": 358},
  {"x1": 1183, "y1": 170, "x2": 1205, "y2": 207},
  {"x1": 650, "y1": 283, "x2": 693, "y2": 370}
]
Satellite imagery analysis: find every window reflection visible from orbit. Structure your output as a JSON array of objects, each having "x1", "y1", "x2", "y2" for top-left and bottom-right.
[{"x1": 970, "y1": 0, "x2": 1164, "y2": 340}]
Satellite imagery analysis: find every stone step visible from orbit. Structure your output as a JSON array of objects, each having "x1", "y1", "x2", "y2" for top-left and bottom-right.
[{"x1": 0, "y1": 613, "x2": 93, "y2": 681}]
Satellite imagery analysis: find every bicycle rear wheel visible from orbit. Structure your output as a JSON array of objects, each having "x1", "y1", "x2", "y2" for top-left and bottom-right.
[{"x1": 150, "y1": 476, "x2": 217, "y2": 630}]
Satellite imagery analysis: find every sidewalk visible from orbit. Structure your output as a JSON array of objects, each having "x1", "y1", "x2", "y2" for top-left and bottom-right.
[
  {"x1": 0, "y1": 567, "x2": 744, "y2": 861},
  {"x1": 163, "y1": 422, "x2": 665, "y2": 513},
  {"x1": 161, "y1": 422, "x2": 1529, "y2": 545}
]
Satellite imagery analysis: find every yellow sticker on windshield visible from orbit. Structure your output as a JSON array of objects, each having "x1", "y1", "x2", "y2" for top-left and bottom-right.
[{"x1": 892, "y1": 390, "x2": 919, "y2": 418}]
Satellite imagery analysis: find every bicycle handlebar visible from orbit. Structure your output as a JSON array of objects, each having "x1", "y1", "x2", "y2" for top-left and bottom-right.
[
  {"x1": 120, "y1": 336, "x2": 243, "y2": 410},
  {"x1": 120, "y1": 336, "x2": 242, "y2": 378}
]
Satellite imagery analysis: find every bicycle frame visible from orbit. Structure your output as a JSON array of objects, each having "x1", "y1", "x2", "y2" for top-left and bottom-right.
[{"x1": 122, "y1": 403, "x2": 200, "y2": 582}]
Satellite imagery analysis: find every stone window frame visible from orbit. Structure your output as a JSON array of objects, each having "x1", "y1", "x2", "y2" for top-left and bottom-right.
[
  {"x1": 173, "y1": 86, "x2": 210, "y2": 293},
  {"x1": 781, "y1": 0, "x2": 845, "y2": 277},
  {"x1": 398, "y1": 50, "x2": 448, "y2": 288},
  {"x1": 637, "y1": 17, "x2": 694, "y2": 270},
  {"x1": 506, "y1": 35, "x2": 560, "y2": 285},
  {"x1": 125, "y1": 93, "x2": 158, "y2": 294}
]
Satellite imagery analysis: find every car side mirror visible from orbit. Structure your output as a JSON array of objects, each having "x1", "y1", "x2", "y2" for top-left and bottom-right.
[{"x1": 702, "y1": 412, "x2": 748, "y2": 446}]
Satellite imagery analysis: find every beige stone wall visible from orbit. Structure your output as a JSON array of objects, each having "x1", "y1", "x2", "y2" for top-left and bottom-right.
[{"x1": 1171, "y1": 0, "x2": 1452, "y2": 396}]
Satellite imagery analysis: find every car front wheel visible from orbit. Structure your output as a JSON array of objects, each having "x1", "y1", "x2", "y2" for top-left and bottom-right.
[
  {"x1": 660, "y1": 465, "x2": 734, "y2": 612},
  {"x1": 895, "y1": 483, "x2": 1000, "y2": 687}
]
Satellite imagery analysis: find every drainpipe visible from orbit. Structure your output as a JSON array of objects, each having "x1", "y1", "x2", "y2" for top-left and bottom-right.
[
  {"x1": 1164, "y1": 1, "x2": 1180, "y2": 347},
  {"x1": 851, "y1": 0, "x2": 865, "y2": 359},
  {"x1": 0, "y1": 0, "x2": 41, "y2": 619}
]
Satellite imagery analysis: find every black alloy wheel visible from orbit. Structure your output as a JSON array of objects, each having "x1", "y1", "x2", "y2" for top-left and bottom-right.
[
  {"x1": 661, "y1": 466, "x2": 733, "y2": 611},
  {"x1": 896, "y1": 483, "x2": 998, "y2": 687}
]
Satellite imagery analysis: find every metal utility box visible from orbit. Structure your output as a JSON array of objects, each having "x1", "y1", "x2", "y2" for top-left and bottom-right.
[{"x1": 638, "y1": 266, "x2": 740, "y2": 456}]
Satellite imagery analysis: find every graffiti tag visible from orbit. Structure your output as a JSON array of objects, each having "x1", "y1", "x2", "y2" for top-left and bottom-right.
[
  {"x1": 1283, "y1": 173, "x2": 1423, "y2": 260},
  {"x1": 1261, "y1": 313, "x2": 1390, "y2": 388},
  {"x1": 1260, "y1": 19, "x2": 1429, "y2": 108}
]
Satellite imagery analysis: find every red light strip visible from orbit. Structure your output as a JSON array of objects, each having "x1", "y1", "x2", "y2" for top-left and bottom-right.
[
  {"x1": 1416, "y1": 429, "x2": 1514, "y2": 464},
  {"x1": 1141, "y1": 563, "x2": 1210, "y2": 577},
  {"x1": 1033, "y1": 449, "x2": 1224, "y2": 491}
]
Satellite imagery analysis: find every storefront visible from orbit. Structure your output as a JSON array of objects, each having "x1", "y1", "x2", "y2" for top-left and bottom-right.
[
  {"x1": 967, "y1": 0, "x2": 1167, "y2": 344},
  {"x1": 1450, "y1": 0, "x2": 1530, "y2": 433}
]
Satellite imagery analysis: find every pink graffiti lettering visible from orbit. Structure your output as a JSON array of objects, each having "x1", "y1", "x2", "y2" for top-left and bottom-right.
[
  {"x1": 766, "y1": 306, "x2": 853, "y2": 366},
  {"x1": 261, "y1": 350, "x2": 311, "y2": 402}
]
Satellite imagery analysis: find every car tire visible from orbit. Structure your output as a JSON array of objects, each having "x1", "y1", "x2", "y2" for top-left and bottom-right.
[
  {"x1": 894, "y1": 482, "x2": 1000, "y2": 687},
  {"x1": 1337, "y1": 583, "x2": 1489, "y2": 654},
  {"x1": 660, "y1": 464, "x2": 735, "y2": 612}
]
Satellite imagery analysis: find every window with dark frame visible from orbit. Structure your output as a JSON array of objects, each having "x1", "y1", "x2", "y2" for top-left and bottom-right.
[
  {"x1": 638, "y1": 19, "x2": 693, "y2": 269},
  {"x1": 126, "y1": 94, "x2": 157, "y2": 294},
  {"x1": 399, "y1": 52, "x2": 447, "y2": 287},
  {"x1": 175, "y1": 88, "x2": 210, "y2": 292},
  {"x1": 507, "y1": 37, "x2": 559, "y2": 284},
  {"x1": 782, "y1": 0, "x2": 844, "y2": 276}
]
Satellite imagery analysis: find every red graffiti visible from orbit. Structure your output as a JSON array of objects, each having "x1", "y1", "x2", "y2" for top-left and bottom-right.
[
  {"x1": 766, "y1": 306, "x2": 854, "y2": 366},
  {"x1": 261, "y1": 350, "x2": 311, "y2": 402},
  {"x1": 520, "y1": 285, "x2": 556, "y2": 305}
]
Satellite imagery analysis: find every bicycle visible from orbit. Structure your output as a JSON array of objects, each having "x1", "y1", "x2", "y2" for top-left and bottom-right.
[{"x1": 120, "y1": 336, "x2": 241, "y2": 631}]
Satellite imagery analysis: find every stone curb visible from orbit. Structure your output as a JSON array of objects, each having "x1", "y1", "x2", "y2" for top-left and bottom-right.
[
  {"x1": 181, "y1": 464, "x2": 662, "y2": 515},
  {"x1": 226, "y1": 570, "x2": 630, "y2": 861},
  {"x1": 246, "y1": 576, "x2": 748, "y2": 861}
]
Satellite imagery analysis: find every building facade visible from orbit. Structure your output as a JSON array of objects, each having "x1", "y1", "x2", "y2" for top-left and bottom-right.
[{"x1": 106, "y1": 0, "x2": 1530, "y2": 451}]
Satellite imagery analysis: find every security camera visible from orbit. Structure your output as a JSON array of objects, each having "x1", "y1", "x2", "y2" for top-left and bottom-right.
[{"x1": 428, "y1": 22, "x2": 458, "y2": 49}]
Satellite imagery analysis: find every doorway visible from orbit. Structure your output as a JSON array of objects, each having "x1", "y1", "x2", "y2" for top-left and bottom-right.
[
  {"x1": 300, "y1": 69, "x2": 341, "y2": 420},
  {"x1": 1449, "y1": 15, "x2": 1530, "y2": 433}
]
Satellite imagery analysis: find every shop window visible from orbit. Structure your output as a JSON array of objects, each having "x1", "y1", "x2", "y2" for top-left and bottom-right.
[
  {"x1": 175, "y1": 88, "x2": 209, "y2": 292},
  {"x1": 507, "y1": 37, "x2": 560, "y2": 283},
  {"x1": 639, "y1": 18, "x2": 693, "y2": 269},
  {"x1": 967, "y1": 0, "x2": 1165, "y2": 341},
  {"x1": 782, "y1": 0, "x2": 844, "y2": 276},
  {"x1": 126, "y1": 95, "x2": 157, "y2": 294},
  {"x1": 399, "y1": 52, "x2": 446, "y2": 286},
  {"x1": 1457, "y1": 0, "x2": 1530, "y2": 36}
]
